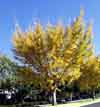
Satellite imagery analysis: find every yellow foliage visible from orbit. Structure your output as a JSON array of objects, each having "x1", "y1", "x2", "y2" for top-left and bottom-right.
[{"x1": 12, "y1": 10, "x2": 94, "y2": 91}]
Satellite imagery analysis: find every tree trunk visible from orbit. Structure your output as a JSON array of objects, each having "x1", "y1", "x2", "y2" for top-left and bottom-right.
[
  {"x1": 70, "y1": 92, "x2": 73, "y2": 101},
  {"x1": 52, "y1": 89, "x2": 57, "y2": 105},
  {"x1": 49, "y1": 92, "x2": 52, "y2": 104},
  {"x1": 92, "y1": 90, "x2": 95, "y2": 100}
]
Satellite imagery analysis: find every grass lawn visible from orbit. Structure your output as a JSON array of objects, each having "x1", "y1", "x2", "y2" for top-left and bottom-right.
[{"x1": 48, "y1": 97, "x2": 100, "y2": 107}]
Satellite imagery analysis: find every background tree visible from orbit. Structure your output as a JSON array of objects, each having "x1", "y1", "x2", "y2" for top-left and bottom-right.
[
  {"x1": 78, "y1": 56, "x2": 100, "y2": 99},
  {"x1": 62, "y1": 10, "x2": 94, "y2": 100},
  {"x1": 0, "y1": 55, "x2": 17, "y2": 88}
]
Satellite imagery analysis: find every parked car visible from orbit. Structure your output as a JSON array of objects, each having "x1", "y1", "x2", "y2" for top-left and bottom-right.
[
  {"x1": 23, "y1": 95, "x2": 34, "y2": 102},
  {"x1": 57, "y1": 98, "x2": 66, "y2": 104},
  {"x1": 0, "y1": 89, "x2": 16, "y2": 104},
  {"x1": 80, "y1": 93, "x2": 91, "y2": 99},
  {"x1": 0, "y1": 87, "x2": 28, "y2": 105}
]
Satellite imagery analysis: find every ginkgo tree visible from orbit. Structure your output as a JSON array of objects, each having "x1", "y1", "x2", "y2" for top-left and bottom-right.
[
  {"x1": 78, "y1": 55, "x2": 100, "y2": 99},
  {"x1": 63, "y1": 12, "x2": 94, "y2": 100},
  {"x1": 12, "y1": 10, "x2": 94, "y2": 105}
]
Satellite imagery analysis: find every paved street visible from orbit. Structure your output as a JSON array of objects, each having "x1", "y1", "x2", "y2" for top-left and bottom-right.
[{"x1": 82, "y1": 102, "x2": 100, "y2": 107}]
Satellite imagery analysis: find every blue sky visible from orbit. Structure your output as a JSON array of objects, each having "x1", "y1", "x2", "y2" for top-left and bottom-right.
[{"x1": 0, "y1": 0, "x2": 100, "y2": 59}]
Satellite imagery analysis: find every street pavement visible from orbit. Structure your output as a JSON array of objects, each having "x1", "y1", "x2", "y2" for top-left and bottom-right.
[{"x1": 81, "y1": 102, "x2": 100, "y2": 107}]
